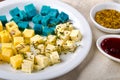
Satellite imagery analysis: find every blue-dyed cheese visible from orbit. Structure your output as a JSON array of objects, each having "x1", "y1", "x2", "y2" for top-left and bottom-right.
[
  {"x1": 33, "y1": 24, "x2": 42, "y2": 34},
  {"x1": 24, "y1": 4, "x2": 37, "y2": 19},
  {"x1": 57, "y1": 12, "x2": 69, "y2": 23},
  {"x1": 48, "y1": 18, "x2": 60, "y2": 27},
  {"x1": 18, "y1": 22, "x2": 29, "y2": 30},
  {"x1": 32, "y1": 15, "x2": 42, "y2": 24},
  {"x1": 48, "y1": 9, "x2": 59, "y2": 18},
  {"x1": 19, "y1": 10, "x2": 28, "y2": 21},
  {"x1": 41, "y1": 15, "x2": 51, "y2": 26},
  {"x1": 40, "y1": 5, "x2": 51, "y2": 16},
  {"x1": 42, "y1": 26, "x2": 54, "y2": 36},
  {"x1": 11, "y1": 16, "x2": 21, "y2": 23},
  {"x1": 9, "y1": 7, "x2": 20, "y2": 17},
  {"x1": 0, "y1": 15, "x2": 7, "y2": 25}
]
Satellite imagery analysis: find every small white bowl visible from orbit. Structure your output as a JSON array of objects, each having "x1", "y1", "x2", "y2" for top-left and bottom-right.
[
  {"x1": 90, "y1": 2, "x2": 120, "y2": 33},
  {"x1": 96, "y1": 35, "x2": 120, "y2": 62}
]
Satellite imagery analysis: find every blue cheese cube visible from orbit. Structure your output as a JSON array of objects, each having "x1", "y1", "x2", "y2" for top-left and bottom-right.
[
  {"x1": 17, "y1": 21, "x2": 29, "y2": 31},
  {"x1": 32, "y1": 15, "x2": 42, "y2": 24},
  {"x1": 57, "y1": 12, "x2": 69, "y2": 23},
  {"x1": 40, "y1": 5, "x2": 51, "y2": 16},
  {"x1": 33, "y1": 24, "x2": 42, "y2": 34},
  {"x1": 70, "y1": 30, "x2": 82, "y2": 42},
  {"x1": 50, "y1": 51, "x2": 60, "y2": 64},
  {"x1": 24, "y1": 4, "x2": 37, "y2": 19},
  {"x1": 9, "y1": 7, "x2": 20, "y2": 17},
  {"x1": 19, "y1": 10, "x2": 28, "y2": 21},
  {"x1": 0, "y1": 15, "x2": 7, "y2": 25}
]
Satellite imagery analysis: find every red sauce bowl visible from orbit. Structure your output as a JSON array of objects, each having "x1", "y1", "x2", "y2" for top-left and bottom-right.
[{"x1": 96, "y1": 35, "x2": 120, "y2": 62}]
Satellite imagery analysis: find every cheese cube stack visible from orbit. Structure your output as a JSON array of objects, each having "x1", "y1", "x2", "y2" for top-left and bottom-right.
[{"x1": 10, "y1": 54, "x2": 23, "y2": 69}]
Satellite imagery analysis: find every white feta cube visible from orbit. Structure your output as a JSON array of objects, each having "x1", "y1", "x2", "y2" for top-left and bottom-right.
[{"x1": 50, "y1": 51, "x2": 60, "y2": 64}]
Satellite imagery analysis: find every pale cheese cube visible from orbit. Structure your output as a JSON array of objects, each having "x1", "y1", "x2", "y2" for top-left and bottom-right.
[
  {"x1": 35, "y1": 55, "x2": 50, "y2": 69},
  {"x1": 58, "y1": 30, "x2": 70, "y2": 41},
  {"x1": 50, "y1": 51, "x2": 60, "y2": 64},
  {"x1": 34, "y1": 65, "x2": 43, "y2": 71},
  {"x1": 46, "y1": 35, "x2": 56, "y2": 45},
  {"x1": 22, "y1": 60, "x2": 34, "y2": 73},
  {"x1": 70, "y1": 30, "x2": 82, "y2": 42},
  {"x1": 45, "y1": 44, "x2": 57, "y2": 53},
  {"x1": 1, "y1": 43, "x2": 12, "y2": 50},
  {"x1": 26, "y1": 52, "x2": 35, "y2": 62},
  {"x1": 55, "y1": 23, "x2": 67, "y2": 33},
  {"x1": 63, "y1": 40, "x2": 77, "y2": 52},
  {"x1": 30, "y1": 35, "x2": 44, "y2": 45},
  {"x1": 37, "y1": 44, "x2": 45, "y2": 54},
  {"x1": 56, "y1": 39, "x2": 64, "y2": 47}
]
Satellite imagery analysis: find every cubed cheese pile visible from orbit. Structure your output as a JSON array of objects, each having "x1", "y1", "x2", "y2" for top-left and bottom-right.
[{"x1": 0, "y1": 3, "x2": 82, "y2": 73}]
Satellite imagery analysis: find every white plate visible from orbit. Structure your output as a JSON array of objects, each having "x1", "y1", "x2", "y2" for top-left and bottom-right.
[{"x1": 0, "y1": 0, "x2": 92, "y2": 80}]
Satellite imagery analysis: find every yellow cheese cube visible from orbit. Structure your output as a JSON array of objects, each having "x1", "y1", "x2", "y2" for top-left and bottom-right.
[
  {"x1": 70, "y1": 30, "x2": 82, "y2": 42},
  {"x1": 26, "y1": 52, "x2": 35, "y2": 62},
  {"x1": 0, "y1": 53, "x2": 3, "y2": 61},
  {"x1": 45, "y1": 44, "x2": 57, "y2": 53},
  {"x1": 10, "y1": 54, "x2": 23, "y2": 69},
  {"x1": 55, "y1": 23, "x2": 67, "y2": 33},
  {"x1": 13, "y1": 37, "x2": 24, "y2": 46},
  {"x1": 46, "y1": 35, "x2": 56, "y2": 45},
  {"x1": 1, "y1": 43, "x2": 12, "y2": 50},
  {"x1": 6, "y1": 21, "x2": 18, "y2": 32},
  {"x1": 15, "y1": 43, "x2": 30, "y2": 54},
  {"x1": 9, "y1": 28, "x2": 21, "y2": 37},
  {"x1": 22, "y1": 60, "x2": 34, "y2": 73},
  {"x1": 23, "y1": 29, "x2": 34, "y2": 38},
  {"x1": 22, "y1": 29, "x2": 34, "y2": 44},
  {"x1": 35, "y1": 55, "x2": 50, "y2": 69},
  {"x1": 0, "y1": 21, "x2": 3, "y2": 32},
  {"x1": 30, "y1": 35, "x2": 44, "y2": 45},
  {"x1": 2, "y1": 48, "x2": 13, "y2": 62},
  {"x1": 0, "y1": 30, "x2": 12, "y2": 43},
  {"x1": 2, "y1": 43, "x2": 17, "y2": 54},
  {"x1": 50, "y1": 51, "x2": 60, "y2": 64}
]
